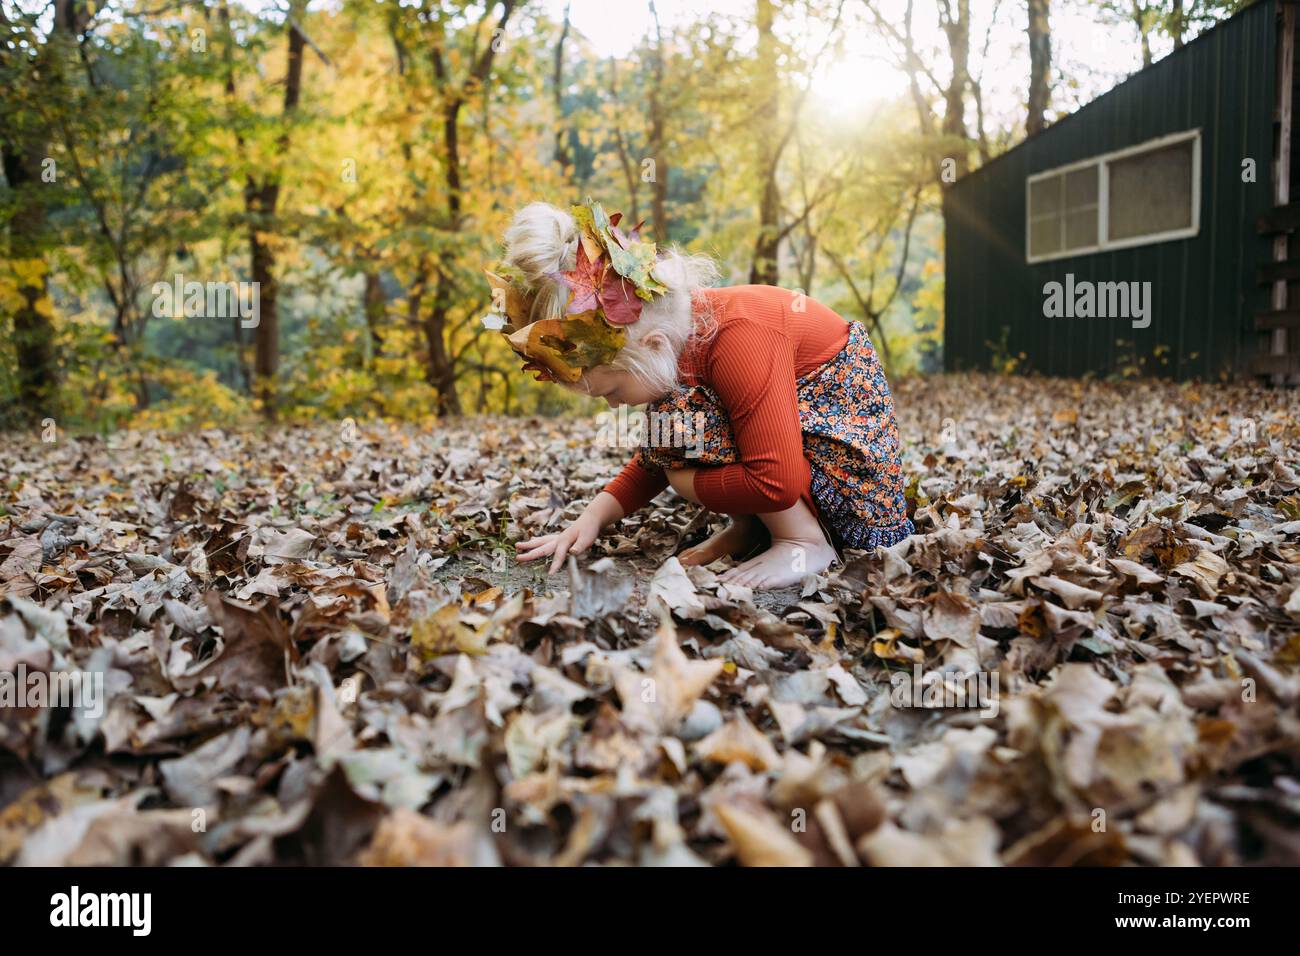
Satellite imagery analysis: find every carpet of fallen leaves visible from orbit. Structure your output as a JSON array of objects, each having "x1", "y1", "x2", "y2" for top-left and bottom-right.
[{"x1": 2, "y1": 373, "x2": 1299, "y2": 867}]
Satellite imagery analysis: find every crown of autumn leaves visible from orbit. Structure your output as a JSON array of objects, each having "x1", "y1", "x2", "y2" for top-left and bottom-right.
[{"x1": 484, "y1": 199, "x2": 667, "y2": 383}]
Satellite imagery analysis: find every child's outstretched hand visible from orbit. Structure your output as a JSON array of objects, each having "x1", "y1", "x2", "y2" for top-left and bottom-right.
[
  {"x1": 516, "y1": 491, "x2": 626, "y2": 574},
  {"x1": 515, "y1": 514, "x2": 601, "y2": 574}
]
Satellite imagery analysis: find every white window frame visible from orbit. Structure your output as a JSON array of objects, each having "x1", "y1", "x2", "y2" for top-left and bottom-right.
[{"x1": 1025, "y1": 128, "x2": 1202, "y2": 264}]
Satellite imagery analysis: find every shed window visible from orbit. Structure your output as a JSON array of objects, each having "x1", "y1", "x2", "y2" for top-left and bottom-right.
[
  {"x1": 1025, "y1": 130, "x2": 1200, "y2": 263},
  {"x1": 1028, "y1": 165, "x2": 1099, "y2": 259},
  {"x1": 1107, "y1": 138, "x2": 1196, "y2": 241}
]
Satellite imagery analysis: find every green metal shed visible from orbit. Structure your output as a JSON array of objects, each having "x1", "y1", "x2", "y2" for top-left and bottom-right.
[{"x1": 944, "y1": 0, "x2": 1298, "y2": 381}]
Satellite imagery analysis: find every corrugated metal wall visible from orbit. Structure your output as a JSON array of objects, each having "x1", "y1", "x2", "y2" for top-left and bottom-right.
[{"x1": 943, "y1": 0, "x2": 1277, "y2": 380}]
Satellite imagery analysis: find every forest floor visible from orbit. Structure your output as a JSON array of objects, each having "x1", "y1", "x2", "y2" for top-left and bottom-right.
[{"x1": 2, "y1": 373, "x2": 1299, "y2": 866}]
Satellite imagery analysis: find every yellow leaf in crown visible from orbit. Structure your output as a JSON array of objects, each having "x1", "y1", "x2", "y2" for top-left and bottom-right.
[
  {"x1": 578, "y1": 224, "x2": 604, "y2": 265},
  {"x1": 484, "y1": 270, "x2": 533, "y2": 326},
  {"x1": 570, "y1": 204, "x2": 602, "y2": 261},
  {"x1": 506, "y1": 311, "x2": 625, "y2": 383}
]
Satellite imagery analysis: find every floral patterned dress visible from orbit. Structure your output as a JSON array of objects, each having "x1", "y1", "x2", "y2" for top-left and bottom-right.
[{"x1": 639, "y1": 321, "x2": 914, "y2": 552}]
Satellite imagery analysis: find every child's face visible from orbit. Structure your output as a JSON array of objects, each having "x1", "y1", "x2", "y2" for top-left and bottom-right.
[{"x1": 571, "y1": 365, "x2": 662, "y2": 408}]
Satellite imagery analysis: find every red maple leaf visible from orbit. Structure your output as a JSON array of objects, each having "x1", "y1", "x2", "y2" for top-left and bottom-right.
[
  {"x1": 599, "y1": 272, "x2": 644, "y2": 325},
  {"x1": 558, "y1": 240, "x2": 605, "y2": 315}
]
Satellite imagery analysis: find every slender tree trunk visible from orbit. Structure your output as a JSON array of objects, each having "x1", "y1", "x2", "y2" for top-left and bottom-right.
[
  {"x1": 425, "y1": 93, "x2": 467, "y2": 417},
  {"x1": 899, "y1": 0, "x2": 937, "y2": 141},
  {"x1": 363, "y1": 270, "x2": 385, "y2": 356},
  {"x1": 970, "y1": 0, "x2": 999, "y2": 163},
  {"x1": 421, "y1": 296, "x2": 462, "y2": 413},
  {"x1": 250, "y1": 4, "x2": 306, "y2": 420},
  {"x1": 973, "y1": 82, "x2": 991, "y2": 162},
  {"x1": 552, "y1": 2, "x2": 572, "y2": 176},
  {"x1": 221, "y1": 0, "x2": 253, "y2": 395},
  {"x1": 249, "y1": 201, "x2": 280, "y2": 415},
  {"x1": 1132, "y1": 1, "x2": 1152, "y2": 67},
  {"x1": 749, "y1": 0, "x2": 781, "y2": 285},
  {"x1": 1026, "y1": 0, "x2": 1051, "y2": 136},
  {"x1": 798, "y1": 231, "x2": 818, "y2": 295},
  {"x1": 421, "y1": 305, "x2": 461, "y2": 415},
  {"x1": 232, "y1": 313, "x2": 251, "y2": 392},
  {"x1": 422, "y1": 1, "x2": 516, "y2": 415},
  {"x1": 4, "y1": 146, "x2": 57, "y2": 418},
  {"x1": 647, "y1": 2, "x2": 668, "y2": 243},
  {"x1": 940, "y1": 0, "x2": 971, "y2": 178}
]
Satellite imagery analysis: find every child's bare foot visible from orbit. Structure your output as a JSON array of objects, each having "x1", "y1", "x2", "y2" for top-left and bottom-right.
[
  {"x1": 679, "y1": 515, "x2": 766, "y2": 566},
  {"x1": 718, "y1": 535, "x2": 837, "y2": 589}
]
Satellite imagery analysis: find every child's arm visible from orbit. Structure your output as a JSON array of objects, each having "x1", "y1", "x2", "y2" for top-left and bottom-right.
[
  {"x1": 691, "y1": 323, "x2": 809, "y2": 514},
  {"x1": 602, "y1": 452, "x2": 668, "y2": 516}
]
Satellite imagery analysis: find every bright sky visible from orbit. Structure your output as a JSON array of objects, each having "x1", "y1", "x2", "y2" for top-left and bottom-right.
[
  {"x1": 273, "y1": 0, "x2": 1182, "y2": 133},
  {"x1": 547, "y1": 0, "x2": 1166, "y2": 129}
]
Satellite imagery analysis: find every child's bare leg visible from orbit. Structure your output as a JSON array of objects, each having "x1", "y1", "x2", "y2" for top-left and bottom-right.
[
  {"x1": 665, "y1": 468, "x2": 834, "y2": 587},
  {"x1": 680, "y1": 514, "x2": 767, "y2": 566},
  {"x1": 719, "y1": 497, "x2": 836, "y2": 589},
  {"x1": 665, "y1": 468, "x2": 765, "y2": 565}
]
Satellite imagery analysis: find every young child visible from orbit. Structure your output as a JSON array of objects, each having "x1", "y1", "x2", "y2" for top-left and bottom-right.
[{"x1": 492, "y1": 199, "x2": 912, "y2": 590}]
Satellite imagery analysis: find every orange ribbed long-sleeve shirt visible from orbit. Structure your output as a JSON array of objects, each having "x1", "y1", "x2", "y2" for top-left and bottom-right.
[{"x1": 602, "y1": 284, "x2": 850, "y2": 517}]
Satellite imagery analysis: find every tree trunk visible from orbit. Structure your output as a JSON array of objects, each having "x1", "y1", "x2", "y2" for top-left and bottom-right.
[
  {"x1": 249, "y1": 197, "x2": 280, "y2": 416},
  {"x1": 221, "y1": 1, "x2": 253, "y2": 396},
  {"x1": 232, "y1": 314, "x2": 251, "y2": 392},
  {"x1": 749, "y1": 0, "x2": 781, "y2": 285},
  {"x1": 647, "y1": 2, "x2": 668, "y2": 243},
  {"x1": 0, "y1": 3, "x2": 83, "y2": 420},
  {"x1": 1133, "y1": 2, "x2": 1153, "y2": 67},
  {"x1": 4, "y1": 145, "x2": 57, "y2": 419},
  {"x1": 250, "y1": 5, "x2": 306, "y2": 420},
  {"x1": 421, "y1": 1, "x2": 516, "y2": 415},
  {"x1": 972, "y1": 81, "x2": 991, "y2": 163},
  {"x1": 363, "y1": 270, "x2": 385, "y2": 357},
  {"x1": 899, "y1": 0, "x2": 937, "y2": 141},
  {"x1": 1026, "y1": 0, "x2": 1051, "y2": 136},
  {"x1": 553, "y1": 2, "x2": 572, "y2": 176},
  {"x1": 425, "y1": 93, "x2": 468, "y2": 416},
  {"x1": 422, "y1": 293, "x2": 462, "y2": 416},
  {"x1": 940, "y1": 0, "x2": 971, "y2": 179}
]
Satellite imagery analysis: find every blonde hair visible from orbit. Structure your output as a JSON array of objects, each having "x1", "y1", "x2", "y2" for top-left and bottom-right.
[{"x1": 500, "y1": 201, "x2": 719, "y2": 396}]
